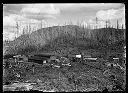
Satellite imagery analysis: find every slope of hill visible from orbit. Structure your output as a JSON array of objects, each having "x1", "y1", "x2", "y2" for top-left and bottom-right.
[
  {"x1": 4, "y1": 25, "x2": 125, "y2": 55},
  {"x1": 3, "y1": 25, "x2": 86, "y2": 55}
]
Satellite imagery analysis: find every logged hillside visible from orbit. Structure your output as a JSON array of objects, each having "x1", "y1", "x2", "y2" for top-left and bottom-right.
[
  {"x1": 4, "y1": 25, "x2": 125, "y2": 55},
  {"x1": 40, "y1": 34, "x2": 101, "y2": 56}
]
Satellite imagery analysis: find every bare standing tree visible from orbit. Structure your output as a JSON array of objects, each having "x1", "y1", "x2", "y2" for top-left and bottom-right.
[
  {"x1": 117, "y1": 20, "x2": 119, "y2": 29},
  {"x1": 95, "y1": 17, "x2": 98, "y2": 29},
  {"x1": 29, "y1": 23, "x2": 31, "y2": 34},
  {"x1": 49, "y1": 27, "x2": 53, "y2": 41},
  {"x1": 22, "y1": 27, "x2": 25, "y2": 35},
  {"x1": 122, "y1": 24, "x2": 124, "y2": 29},
  {"x1": 16, "y1": 21, "x2": 19, "y2": 38},
  {"x1": 26, "y1": 24, "x2": 28, "y2": 34}
]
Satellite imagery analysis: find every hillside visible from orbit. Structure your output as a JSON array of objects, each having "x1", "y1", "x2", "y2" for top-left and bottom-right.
[{"x1": 4, "y1": 25, "x2": 125, "y2": 55}]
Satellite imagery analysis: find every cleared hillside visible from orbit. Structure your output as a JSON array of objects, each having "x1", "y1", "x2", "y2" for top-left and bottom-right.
[{"x1": 4, "y1": 25, "x2": 125, "y2": 55}]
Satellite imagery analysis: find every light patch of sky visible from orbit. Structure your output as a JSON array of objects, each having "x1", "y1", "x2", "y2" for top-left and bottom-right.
[{"x1": 3, "y1": 3, "x2": 125, "y2": 41}]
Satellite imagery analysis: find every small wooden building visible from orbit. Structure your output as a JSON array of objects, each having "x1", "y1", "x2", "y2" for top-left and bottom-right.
[
  {"x1": 13, "y1": 55, "x2": 28, "y2": 62},
  {"x1": 28, "y1": 53, "x2": 53, "y2": 65}
]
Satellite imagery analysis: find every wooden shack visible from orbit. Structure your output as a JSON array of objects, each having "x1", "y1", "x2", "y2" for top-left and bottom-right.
[
  {"x1": 18, "y1": 55, "x2": 28, "y2": 62},
  {"x1": 28, "y1": 53, "x2": 53, "y2": 65}
]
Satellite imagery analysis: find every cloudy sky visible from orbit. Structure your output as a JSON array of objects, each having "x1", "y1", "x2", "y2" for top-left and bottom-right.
[{"x1": 3, "y1": 3, "x2": 125, "y2": 41}]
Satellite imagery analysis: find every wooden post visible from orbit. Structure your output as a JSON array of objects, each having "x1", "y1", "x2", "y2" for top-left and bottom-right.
[
  {"x1": 32, "y1": 64, "x2": 35, "y2": 74},
  {"x1": 81, "y1": 52, "x2": 84, "y2": 63},
  {"x1": 14, "y1": 57, "x2": 18, "y2": 66}
]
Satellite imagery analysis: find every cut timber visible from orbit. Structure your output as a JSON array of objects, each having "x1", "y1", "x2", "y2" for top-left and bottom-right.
[
  {"x1": 84, "y1": 58, "x2": 97, "y2": 60},
  {"x1": 76, "y1": 55, "x2": 81, "y2": 58}
]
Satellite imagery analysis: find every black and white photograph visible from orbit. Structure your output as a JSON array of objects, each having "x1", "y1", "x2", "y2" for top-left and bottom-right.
[{"x1": 3, "y1": 3, "x2": 126, "y2": 92}]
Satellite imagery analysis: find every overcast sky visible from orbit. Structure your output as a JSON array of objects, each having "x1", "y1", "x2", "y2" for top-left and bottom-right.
[{"x1": 3, "y1": 3, "x2": 125, "y2": 41}]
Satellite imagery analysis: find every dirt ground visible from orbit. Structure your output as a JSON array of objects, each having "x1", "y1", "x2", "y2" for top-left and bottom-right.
[{"x1": 3, "y1": 58, "x2": 126, "y2": 92}]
